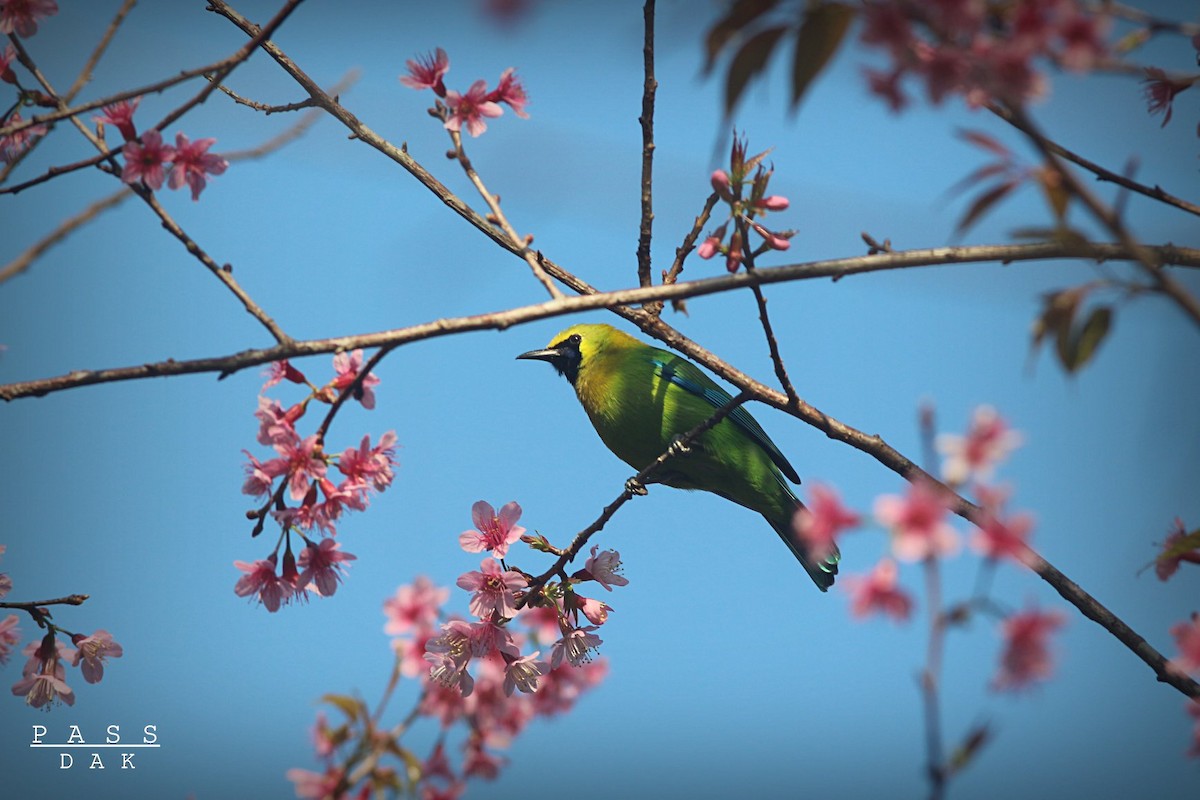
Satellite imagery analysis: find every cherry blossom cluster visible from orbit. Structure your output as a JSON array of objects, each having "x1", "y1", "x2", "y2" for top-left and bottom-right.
[
  {"x1": 0, "y1": 546, "x2": 123, "y2": 709},
  {"x1": 93, "y1": 97, "x2": 228, "y2": 201},
  {"x1": 793, "y1": 406, "x2": 1059, "y2": 692},
  {"x1": 696, "y1": 133, "x2": 793, "y2": 273},
  {"x1": 400, "y1": 47, "x2": 529, "y2": 137},
  {"x1": 859, "y1": 0, "x2": 1110, "y2": 112},
  {"x1": 1153, "y1": 518, "x2": 1200, "y2": 757},
  {"x1": 233, "y1": 352, "x2": 395, "y2": 612},
  {"x1": 289, "y1": 501, "x2": 616, "y2": 797},
  {"x1": 0, "y1": 0, "x2": 57, "y2": 39}
]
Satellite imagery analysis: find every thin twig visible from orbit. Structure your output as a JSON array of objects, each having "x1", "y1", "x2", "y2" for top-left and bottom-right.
[
  {"x1": 64, "y1": 0, "x2": 138, "y2": 103},
  {"x1": 446, "y1": 128, "x2": 563, "y2": 298},
  {"x1": 987, "y1": 103, "x2": 1200, "y2": 219},
  {"x1": 205, "y1": 75, "x2": 319, "y2": 114},
  {"x1": 636, "y1": 0, "x2": 657, "y2": 290},
  {"x1": 1, "y1": 71, "x2": 357, "y2": 286},
  {"x1": 1002, "y1": 103, "x2": 1200, "y2": 327},
  {"x1": 517, "y1": 390, "x2": 751, "y2": 610},
  {"x1": 3, "y1": 240, "x2": 1197, "y2": 401}
]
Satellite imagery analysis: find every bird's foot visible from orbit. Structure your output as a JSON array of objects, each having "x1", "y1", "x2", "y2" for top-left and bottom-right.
[
  {"x1": 625, "y1": 477, "x2": 648, "y2": 496},
  {"x1": 666, "y1": 435, "x2": 691, "y2": 458}
]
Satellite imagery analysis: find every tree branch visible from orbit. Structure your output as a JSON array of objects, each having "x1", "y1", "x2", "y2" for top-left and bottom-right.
[{"x1": 636, "y1": 0, "x2": 657, "y2": 290}]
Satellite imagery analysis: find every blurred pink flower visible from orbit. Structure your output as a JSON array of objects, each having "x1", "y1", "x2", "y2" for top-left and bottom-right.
[
  {"x1": 168, "y1": 133, "x2": 227, "y2": 201},
  {"x1": 992, "y1": 606, "x2": 1065, "y2": 691},
  {"x1": 384, "y1": 576, "x2": 449, "y2": 634},
  {"x1": 1168, "y1": 613, "x2": 1200, "y2": 678},
  {"x1": 445, "y1": 80, "x2": 503, "y2": 137},
  {"x1": 937, "y1": 405, "x2": 1022, "y2": 484},
  {"x1": 844, "y1": 559, "x2": 913, "y2": 622},
  {"x1": 0, "y1": 614, "x2": 20, "y2": 664},
  {"x1": 875, "y1": 480, "x2": 959, "y2": 561},
  {"x1": 331, "y1": 349, "x2": 380, "y2": 409},
  {"x1": 490, "y1": 67, "x2": 529, "y2": 117},
  {"x1": 400, "y1": 47, "x2": 449, "y2": 95},
  {"x1": 121, "y1": 130, "x2": 174, "y2": 190},
  {"x1": 0, "y1": 0, "x2": 58, "y2": 37},
  {"x1": 793, "y1": 483, "x2": 860, "y2": 562}
]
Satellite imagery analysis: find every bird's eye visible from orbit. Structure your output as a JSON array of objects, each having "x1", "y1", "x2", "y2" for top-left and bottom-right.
[{"x1": 568, "y1": 334, "x2": 582, "y2": 346}]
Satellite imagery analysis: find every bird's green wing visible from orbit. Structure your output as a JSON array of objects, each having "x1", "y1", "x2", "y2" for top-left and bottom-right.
[{"x1": 650, "y1": 354, "x2": 801, "y2": 484}]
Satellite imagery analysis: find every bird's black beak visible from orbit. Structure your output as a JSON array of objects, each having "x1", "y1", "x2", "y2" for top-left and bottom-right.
[
  {"x1": 516, "y1": 346, "x2": 567, "y2": 365},
  {"x1": 517, "y1": 336, "x2": 582, "y2": 384}
]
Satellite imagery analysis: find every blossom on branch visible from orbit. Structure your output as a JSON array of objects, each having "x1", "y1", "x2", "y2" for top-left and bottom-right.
[
  {"x1": 459, "y1": 501, "x2": 525, "y2": 559},
  {"x1": 69, "y1": 630, "x2": 123, "y2": 684},
  {"x1": 121, "y1": 130, "x2": 174, "y2": 190},
  {"x1": 168, "y1": 133, "x2": 228, "y2": 201},
  {"x1": 298, "y1": 538, "x2": 356, "y2": 597},
  {"x1": 1168, "y1": 613, "x2": 1200, "y2": 678},
  {"x1": 456, "y1": 558, "x2": 526, "y2": 620},
  {"x1": 400, "y1": 47, "x2": 450, "y2": 95},
  {"x1": 444, "y1": 79, "x2": 504, "y2": 137},
  {"x1": 93, "y1": 97, "x2": 141, "y2": 142},
  {"x1": 937, "y1": 405, "x2": 1022, "y2": 485},
  {"x1": 233, "y1": 554, "x2": 294, "y2": 612},
  {"x1": 0, "y1": 112, "x2": 47, "y2": 163},
  {"x1": 582, "y1": 545, "x2": 628, "y2": 591}
]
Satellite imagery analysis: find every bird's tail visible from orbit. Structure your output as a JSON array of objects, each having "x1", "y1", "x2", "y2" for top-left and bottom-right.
[{"x1": 765, "y1": 500, "x2": 840, "y2": 592}]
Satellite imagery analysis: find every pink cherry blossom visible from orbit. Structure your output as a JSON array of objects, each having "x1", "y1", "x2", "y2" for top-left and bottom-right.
[
  {"x1": 337, "y1": 432, "x2": 398, "y2": 494},
  {"x1": 0, "y1": 45, "x2": 15, "y2": 84},
  {"x1": 756, "y1": 194, "x2": 789, "y2": 211},
  {"x1": 70, "y1": 630, "x2": 123, "y2": 684},
  {"x1": 503, "y1": 651, "x2": 548, "y2": 696},
  {"x1": 422, "y1": 740, "x2": 456, "y2": 782},
  {"x1": 0, "y1": 569, "x2": 10, "y2": 600},
  {"x1": 971, "y1": 486, "x2": 1034, "y2": 564},
  {"x1": 696, "y1": 235, "x2": 721, "y2": 259},
  {"x1": 254, "y1": 395, "x2": 301, "y2": 445},
  {"x1": 444, "y1": 80, "x2": 503, "y2": 137},
  {"x1": 459, "y1": 500, "x2": 525, "y2": 558},
  {"x1": 575, "y1": 594, "x2": 612, "y2": 626},
  {"x1": 0, "y1": 614, "x2": 20, "y2": 664},
  {"x1": 462, "y1": 735, "x2": 507, "y2": 779},
  {"x1": 844, "y1": 559, "x2": 913, "y2": 622},
  {"x1": 400, "y1": 47, "x2": 450, "y2": 95},
  {"x1": 298, "y1": 538, "x2": 356, "y2": 597},
  {"x1": 121, "y1": 129, "x2": 174, "y2": 190},
  {"x1": 457, "y1": 558, "x2": 526, "y2": 620},
  {"x1": 0, "y1": 0, "x2": 58, "y2": 37},
  {"x1": 793, "y1": 483, "x2": 860, "y2": 562},
  {"x1": 233, "y1": 555, "x2": 294, "y2": 612},
  {"x1": 286, "y1": 766, "x2": 343, "y2": 800},
  {"x1": 937, "y1": 405, "x2": 1022, "y2": 484},
  {"x1": 394, "y1": 627, "x2": 438, "y2": 678},
  {"x1": 331, "y1": 349, "x2": 380, "y2": 409},
  {"x1": 240, "y1": 450, "x2": 276, "y2": 498},
  {"x1": 168, "y1": 133, "x2": 227, "y2": 201},
  {"x1": 550, "y1": 625, "x2": 602, "y2": 668},
  {"x1": 992, "y1": 606, "x2": 1065, "y2": 691},
  {"x1": 490, "y1": 67, "x2": 529, "y2": 117},
  {"x1": 261, "y1": 359, "x2": 306, "y2": 391},
  {"x1": 583, "y1": 545, "x2": 627, "y2": 591},
  {"x1": 274, "y1": 433, "x2": 326, "y2": 501},
  {"x1": 875, "y1": 480, "x2": 959, "y2": 561},
  {"x1": 1143, "y1": 68, "x2": 1194, "y2": 128},
  {"x1": 93, "y1": 97, "x2": 140, "y2": 142},
  {"x1": 1168, "y1": 613, "x2": 1200, "y2": 678},
  {"x1": 0, "y1": 112, "x2": 47, "y2": 163},
  {"x1": 12, "y1": 670, "x2": 73, "y2": 708},
  {"x1": 421, "y1": 780, "x2": 466, "y2": 800},
  {"x1": 384, "y1": 576, "x2": 449, "y2": 634},
  {"x1": 1056, "y1": 10, "x2": 1108, "y2": 72}
]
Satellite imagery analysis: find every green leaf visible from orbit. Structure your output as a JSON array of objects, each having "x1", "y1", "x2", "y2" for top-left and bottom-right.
[
  {"x1": 1063, "y1": 305, "x2": 1112, "y2": 373},
  {"x1": 725, "y1": 25, "x2": 788, "y2": 116},
  {"x1": 789, "y1": 3, "x2": 855, "y2": 111},
  {"x1": 321, "y1": 693, "x2": 365, "y2": 722}
]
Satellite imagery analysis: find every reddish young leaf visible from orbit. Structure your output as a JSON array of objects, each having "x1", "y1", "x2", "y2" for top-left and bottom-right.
[
  {"x1": 955, "y1": 179, "x2": 1019, "y2": 235},
  {"x1": 789, "y1": 2, "x2": 855, "y2": 111},
  {"x1": 957, "y1": 128, "x2": 1012, "y2": 159},
  {"x1": 725, "y1": 25, "x2": 789, "y2": 116},
  {"x1": 704, "y1": 0, "x2": 781, "y2": 73}
]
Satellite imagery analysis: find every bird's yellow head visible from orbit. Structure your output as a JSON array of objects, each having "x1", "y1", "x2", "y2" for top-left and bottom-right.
[{"x1": 516, "y1": 323, "x2": 636, "y2": 384}]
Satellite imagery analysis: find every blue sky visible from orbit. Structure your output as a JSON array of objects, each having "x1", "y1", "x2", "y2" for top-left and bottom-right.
[{"x1": 1, "y1": 1, "x2": 1198, "y2": 798}]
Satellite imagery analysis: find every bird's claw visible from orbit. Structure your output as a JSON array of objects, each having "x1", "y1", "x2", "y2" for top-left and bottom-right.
[
  {"x1": 666, "y1": 435, "x2": 691, "y2": 458},
  {"x1": 625, "y1": 477, "x2": 648, "y2": 496}
]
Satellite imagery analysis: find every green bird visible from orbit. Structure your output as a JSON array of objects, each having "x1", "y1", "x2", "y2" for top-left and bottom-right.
[{"x1": 517, "y1": 322, "x2": 839, "y2": 590}]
